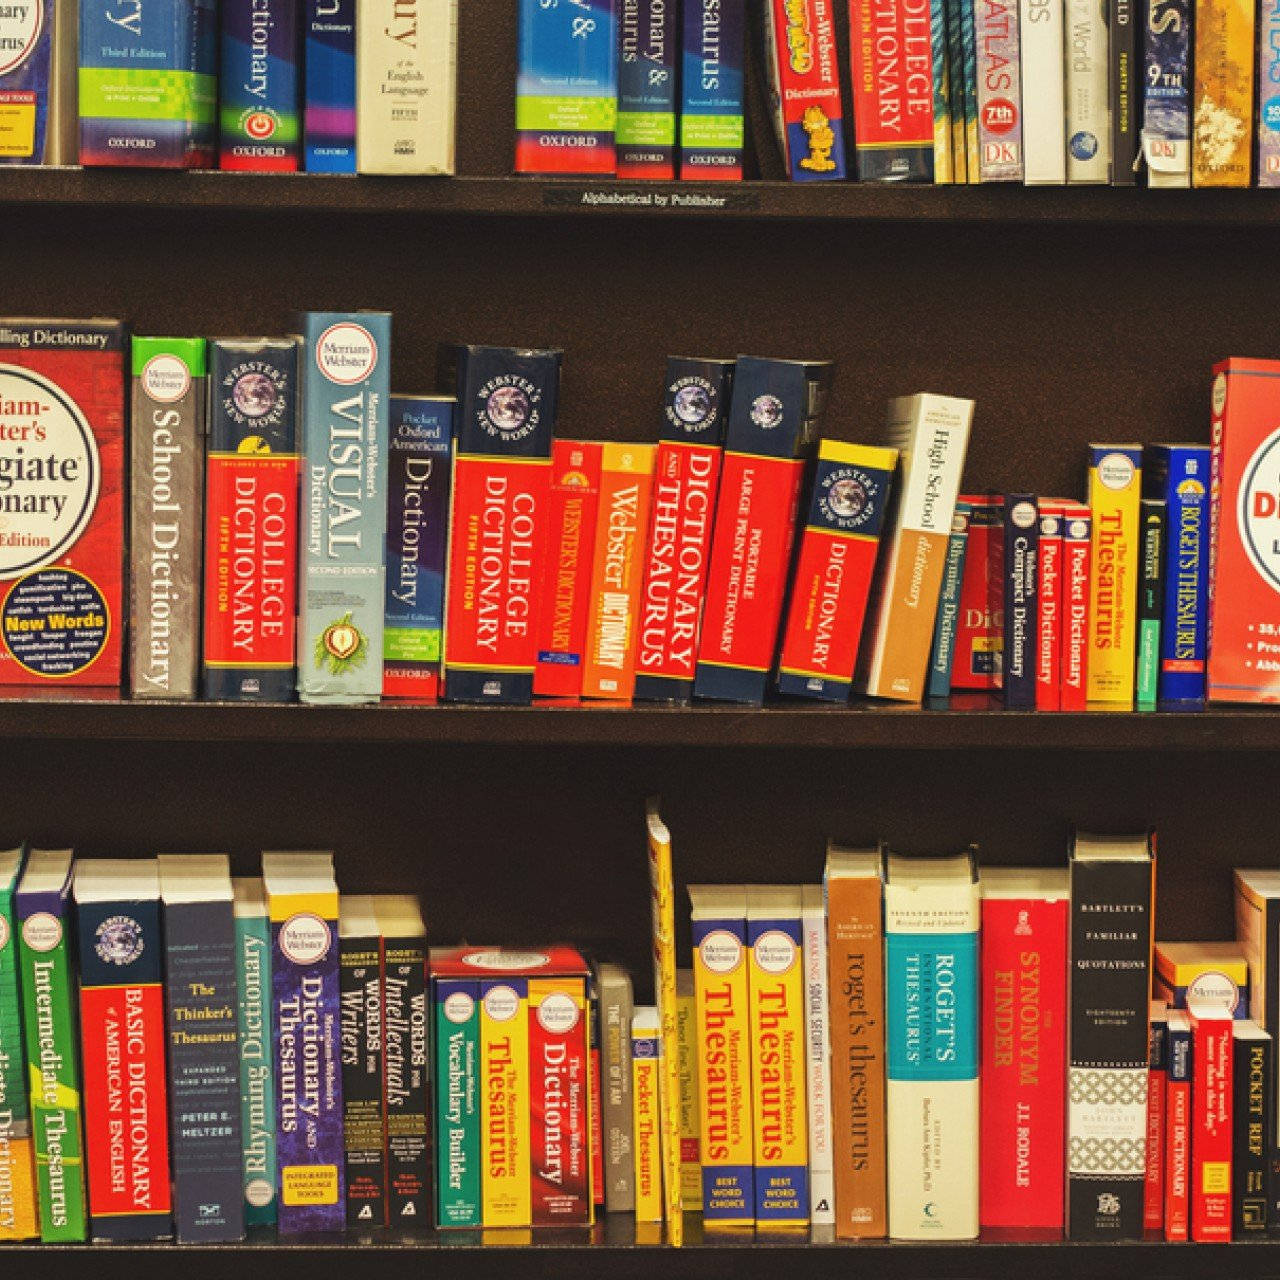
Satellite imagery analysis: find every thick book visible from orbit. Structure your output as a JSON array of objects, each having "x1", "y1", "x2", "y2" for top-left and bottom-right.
[
  {"x1": 0, "y1": 0, "x2": 65, "y2": 165},
  {"x1": 635, "y1": 357, "x2": 734, "y2": 704},
  {"x1": 1002, "y1": 494, "x2": 1039, "y2": 709},
  {"x1": 1145, "y1": 1003, "x2": 1168, "y2": 1233},
  {"x1": 1154, "y1": 941, "x2": 1249, "y2": 1018},
  {"x1": 952, "y1": 495, "x2": 1003, "y2": 690},
  {"x1": 1021, "y1": 0, "x2": 1066, "y2": 181},
  {"x1": 800, "y1": 884, "x2": 833, "y2": 1226},
  {"x1": 1191, "y1": 0, "x2": 1254, "y2": 185},
  {"x1": 433, "y1": 967, "x2": 480, "y2": 1228},
  {"x1": 925, "y1": 502, "x2": 972, "y2": 700},
  {"x1": 632, "y1": 1007, "x2": 662, "y2": 1222},
  {"x1": 159, "y1": 854, "x2": 244, "y2": 1242},
  {"x1": 976, "y1": 0, "x2": 1023, "y2": 180},
  {"x1": 1087, "y1": 445, "x2": 1143, "y2": 705},
  {"x1": 202, "y1": 337, "x2": 301, "y2": 702},
  {"x1": 824, "y1": 844, "x2": 886, "y2": 1239},
  {"x1": 597, "y1": 961, "x2": 635, "y2": 1212},
  {"x1": 219, "y1": 0, "x2": 299, "y2": 169},
  {"x1": 1035, "y1": 501, "x2": 1063, "y2": 711},
  {"x1": 1060, "y1": 502, "x2": 1092, "y2": 710},
  {"x1": 232, "y1": 877, "x2": 277, "y2": 1227},
  {"x1": 617, "y1": 0, "x2": 678, "y2": 177},
  {"x1": 856, "y1": 395, "x2": 974, "y2": 702},
  {"x1": 1142, "y1": 0, "x2": 1191, "y2": 185},
  {"x1": 129, "y1": 337, "x2": 206, "y2": 700},
  {"x1": 1165, "y1": 1008, "x2": 1191, "y2": 1240},
  {"x1": 979, "y1": 867, "x2": 1069, "y2": 1231},
  {"x1": 944, "y1": 0, "x2": 968, "y2": 180},
  {"x1": 885, "y1": 849, "x2": 979, "y2": 1240},
  {"x1": 1067, "y1": 831, "x2": 1155, "y2": 1240},
  {"x1": 303, "y1": 0, "x2": 355, "y2": 171},
  {"x1": 1136, "y1": 499, "x2": 1165, "y2": 709},
  {"x1": 1110, "y1": 0, "x2": 1138, "y2": 183},
  {"x1": 694, "y1": 357, "x2": 833, "y2": 705},
  {"x1": 440, "y1": 344, "x2": 560, "y2": 704},
  {"x1": 1233, "y1": 1020, "x2": 1271, "y2": 1235},
  {"x1": 0, "y1": 848, "x2": 37, "y2": 1240},
  {"x1": 680, "y1": 0, "x2": 744, "y2": 179},
  {"x1": 1190, "y1": 1011, "x2": 1232, "y2": 1241},
  {"x1": 480, "y1": 971, "x2": 530, "y2": 1227},
  {"x1": 298, "y1": 311, "x2": 392, "y2": 704},
  {"x1": 1261, "y1": 1, "x2": 1280, "y2": 184},
  {"x1": 263, "y1": 851, "x2": 344, "y2": 1234},
  {"x1": 74, "y1": 859, "x2": 172, "y2": 1240},
  {"x1": 1065, "y1": 0, "x2": 1109, "y2": 181}
]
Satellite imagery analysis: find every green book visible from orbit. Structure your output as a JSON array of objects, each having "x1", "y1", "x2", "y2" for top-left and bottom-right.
[
  {"x1": 433, "y1": 975, "x2": 480, "y2": 1227},
  {"x1": 16, "y1": 849, "x2": 85, "y2": 1242},
  {"x1": 1137, "y1": 499, "x2": 1165, "y2": 710},
  {"x1": 0, "y1": 846, "x2": 38, "y2": 1240}
]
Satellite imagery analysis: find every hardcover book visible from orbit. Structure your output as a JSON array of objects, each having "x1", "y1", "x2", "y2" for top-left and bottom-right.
[
  {"x1": 1035, "y1": 501, "x2": 1063, "y2": 711},
  {"x1": 930, "y1": 0, "x2": 951, "y2": 182},
  {"x1": 202, "y1": 337, "x2": 301, "y2": 702},
  {"x1": 1020, "y1": 0, "x2": 1066, "y2": 181},
  {"x1": 1002, "y1": 494, "x2": 1038, "y2": 709},
  {"x1": 0, "y1": 0, "x2": 59, "y2": 164},
  {"x1": 0, "y1": 847, "x2": 36, "y2": 1240},
  {"x1": 1060, "y1": 502, "x2": 1092, "y2": 710},
  {"x1": 1145, "y1": 1003, "x2": 1168, "y2": 1232},
  {"x1": 617, "y1": 0, "x2": 677, "y2": 177},
  {"x1": 1065, "y1": 0, "x2": 1109, "y2": 181},
  {"x1": 944, "y1": 0, "x2": 967, "y2": 180},
  {"x1": 976, "y1": 0, "x2": 1022, "y2": 180},
  {"x1": 951, "y1": 495, "x2": 1003, "y2": 690},
  {"x1": 1165, "y1": 1008, "x2": 1191, "y2": 1239},
  {"x1": 74, "y1": 859, "x2": 172, "y2": 1240},
  {"x1": 433, "y1": 968, "x2": 480, "y2": 1228},
  {"x1": 1192, "y1": 0, "x2": 1255, "y2": 185},
  {"x1": 1142, "y1": 0, "x2": 1191, "y2": 186},
  {"x1": 304, "y1": 0, "x2": 355, "y2": 171},
  {"x1": 1067, "y1": 831, "x2": 1155, "y2": 1240},
  {"x1": 1086, "y1": 445, "x2": 1143, "y2": 704},
  {"x1": 958, "y1": 0, "x2": 979, "y2": 176},
  {"x1": 1190, "y1": 1011, "x2": 1232, "y2": 1240},
  {"x1": 129, "y1": 337, "x2": 205, "y2": 700},
  {"x1": 587, "y1": 981, "x2": 604, "y2": 1212},
  {"x1": 1261, "y1": 0, "x2": 1280, "y2": 184},
  {"x1": 158, "y1": 854, "x2": 243, "y2": 1242},
  {"x1": 800, "y1": 884, "x2": 833, "y2": 1226},
  {"x1": 481, "y1": 971, "x2": 531, "y2": 1228},
  {"x1": 632, "y1": 1007, "x2": 662, "y2": 1222},
  {"x1": 219, "y1": 0, "x2": 298, "y2": 169},
  {"x1": 676, "y1": 969, "x2": 702, "y2": 1210},
  {"x1": 680, "y1": 0, "x2": 744, "y2": 179},
  {"x1": 1154, "y1": 941, "x2": 1249, "y2": 1018},
  {"x1": 298, "y1": 311, "x2": 392, "y2": 704},
  {"x1": 925, "y1": 502, "x2": 971, "y2": 701},
  {"x1": 1110, "y1": 0, "x2": 1138, "y2": 183},
  {"x1": 597, "y1": 961, "x2": 634, "y2": 1212},
  {"x1": 1232, "y1": 1020, "x2": 1270, "y2": 1235},
  {"x1": 1136, "y1": 499, "x2": 1165, "y2": 709}
]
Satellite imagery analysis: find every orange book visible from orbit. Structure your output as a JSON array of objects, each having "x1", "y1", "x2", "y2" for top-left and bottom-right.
[{"x1": 581, "y1": 443, "x2": 657, "y2": 700}]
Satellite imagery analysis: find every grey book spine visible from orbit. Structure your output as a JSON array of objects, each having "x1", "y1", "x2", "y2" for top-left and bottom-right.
[{"x1": 599, "y1": 964, "x2": 635, "y2": 1212}]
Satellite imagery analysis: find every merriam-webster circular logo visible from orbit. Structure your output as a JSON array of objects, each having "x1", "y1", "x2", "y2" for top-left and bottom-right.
[
  {"x1": 482, "y1": 984, "x2": 520, "y2": 1023},
  {"x1": 666, "y1": 375, "x2": 718, "y2": 434},
  {"x1": 316, "y1": 322, "x2": 379, "y2": 386},
  {"x1": 142, "y1": 353, "x2": 191, "y2": 404},
  {"x1": 461, "y1": 948, "x2": 550, "y2": 971},
  {"x1": 1238, "y1": 427, "x2": 1280, "y2": 594},
  {"x1": 0, "y1": 364, "x2": 101, "y2": 581},
  {"x1": 94, "y1": 914, "x2": 145, "y2": 966},
  {"x1": 443, "y1": 990, "x2": 476, "y2": 1024},
  {"x1": 246, "y1": 1178, "x2": 274, "y2": 1209},
  {"x1": 752, "y1": 929, "x2": 798, "y2": 975},
  {"x1": 21, "y1": 910, "x2": 62, "y2": 953},
  {"x1": 0, "y1": 0, "x2": 43, "y2": 76},
  {"x1": 818, "y1": 465, "x2": 879, "y2": 532},
  {"x1": 1096, "y1": 451, "x2": 1136, "y2": 492},
  {"x1": 1040, "y1": 510, "x2": 1061, "y2": 538},
  {"x1": 1010, "y1": 499, "x2": 1037, "y2": 529},
  {"x1": 1185, "y1": 969, "x2": 1240, "y2": 1018},
  {"x1": 279, "y1": 912, "x2": 332, "y2": 965},
  {"x1": 478, "y1": 375, "x2": 541, "y2": 444},
  {"x1": 537, "y1": 991, "x2": 580, "y2": 1035},
  {"x1": 698, "y1": 929, "x2": 743, "y2": 975}
]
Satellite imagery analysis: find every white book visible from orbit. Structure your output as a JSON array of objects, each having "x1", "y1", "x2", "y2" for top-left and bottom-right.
[
  {"x1": 800, "y1": 884, "x2": 834, "y2": 1227},
  {"x1": 356, "y1": 0, "x2": 458, "y2": 174},
  {"x1": 1021, "y1": 0, "x2": 1067, "y2": 182},
  {"x1": 884, "y1": 850, "x2": 980, "y2": 1240},
  {"x1": 1065, "y1": 0, "x2": 1111, "y2": 181}
]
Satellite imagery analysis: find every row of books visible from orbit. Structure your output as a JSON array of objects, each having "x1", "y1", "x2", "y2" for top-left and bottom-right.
[{"x1": 0, "y1": 0, "x2": 456, "y2": 171}]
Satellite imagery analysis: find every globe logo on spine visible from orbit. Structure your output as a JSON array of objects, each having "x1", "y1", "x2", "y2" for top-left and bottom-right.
[
  {"x1": 476, "y1": 375, "x2": 540, "y2": 444},
  {"x1": 95, "y1": 914, "x2": 144, "y2": 966},
  {"x1": 1238, "y1": 428, "x2": 1280, "y2": 594},
  {"x1": 667, "y1": 378, "x2": 714, "y2": 432}
]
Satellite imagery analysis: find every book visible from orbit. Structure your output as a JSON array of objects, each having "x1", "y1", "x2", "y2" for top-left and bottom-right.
[
  {"x1": 339, "y1": 896, "x2": 386, "y2": 1229},
  {"x1": 885, "y1": 849, "x2": 979, "y2": 1240},
  {"x1": 0, "y1": 847, "x2": 36, "y2": 1241},
  {"x1": 581, "y1": 443, "x2": 657, "y2": 700},
  {"x1": 79, "y1": 0, "x2": 216, "y2": 166},
  {"x1": 1142, "y1": 0, "x2": 1191, "y2": 186},
  {"x1": 0, "y1": 320, "x2": 125, "y2": 688},
  {"x1": 1136, "y1": 499, "x2": 1165, "y2": 709},
  {"x1": 1067, "y1": 831, "x2": 1155, "y2": 1240},
  {"x1": 976, "y1": 0, "x2": 1022, "y2": 180},
  {"x1": 0, "y1": 0, "x2": 59, "y2": 164},
  {"x1": 202, "y1": 337, "x2": 301, "y2": 702},
  {"x1": 479, "y1": 968, "x2": 530, "y2": 1227},
  {"x1": 262, "y1": 851, "x2": 344, "y2": 1234},
  {"x1": 632, "y1": 1007, "x2": 662, "y2": 1222},
  {"x1": 1035, "y1": 501, "x2": 1063, "y2": 711},
  {"x1": 959, "y1": 0, "x2": 980, "y2": 176},
  {"x1": 74, "y1": 858, "x2": 172, "y2": 1240},
  {"x1": 746, "y1": 885, "x2": 808, "y2": 1228},
  {"x1": 590, "y1": 977, "x2": 605, "y2": 1213},
  {"x1": 694, "y1": 357, "x2": 833, "y2": 705},
  {"x1": 1002, "y1": 494, "x2": 1038, "y2": 709},
  {"x1": 1060, "y1": 502, "x2": 1092, "y2": 710},
  {"x1": 617, "y1": 0, "x2": 677, "y2": 177},
  {"x1": 1154, "y1": 941, "x2": 1249, "y2": 1018},
  {"x1": 232, "y1": 877, "x2": 277, "y2": 1227},
  {"x1": 355, "y1": 0, "x2": 456, "y2": 173},
  {"x1": 635, "y1": 357, "x2": 734, "y2": 704},
  {"x1": 1261, "y1": 0, "x2": 1280, "y2": 184},
  {"x1": 680, "y1": 0, "x2": 744, "y2": 180},
  {"x1": 1190, "y1": 1011, "x2": 1232, "y2": 1241},
  {"x1": 824, "y1": 844, "x2": 886, "y2": 1239},
  {"x1": 855, "y1": 394, "x2": 974, "y2": 703},
  {"x1": 1020, "y1": 0, "x2": 1066, "y2": 181},
  {"x1": 1110, "y1": 0, "x2": 1138, "y2": 183},
  {"x1": 676, "y1": 969, "x2": 702, "y2": 1211},
  {"x1": 158, "y1": 854, "x2": 244, "y2": 1242},
  {"x1": 383, "y1": 395, "x2": 452, "y2": 701},
  {"x1": 298, "y1": 311, "x2": 392, "y2": 705},
  {"x1": 534, "y1": 440, "x2": 603, "y2": 699},
  {"x1": 303, "y1": 0, "x2": 355, "y2": 171},
  {"x1": 776, "y1": 440, "x2": 899, "y2": 702},
  {"x1": 1192, "y1": 0, "x2": 1254, "y2": 185},
  {"x1": 597, "y1": 961, "x2": 635, "y2": 1212},
  {"x1": 944, "y1": 0, "x2": 967, "y2": 180},
  {"x1": 1164, "y1": 1008, "x2": 1191, "y2": 1240},
  {"x1": 1086, "y1": 445, "x2": 1143, "y2": 705},
  {"x1": 925, "y1": 501, "x2": 971, "y2": 700},
  {"x1": 1145, "y1": 1003, "x2": 1168, "y2": 1233},
  {"x1": 951, "y1": 495, "x2": 1003, "y2": 690},
  {"x1": 930, "y1": 0, "x2": 951, "y2": 182},
  {"x1": 979, "y1": 866, "x2": 1069, "y2": 1231},
  {"x1": 129, "y1": 337, "x2": 206, "y2": 701},
  {"x1": 1232, "y1": 1020, "x2": 1271, "y2": 1235},
  {"x1": 689, "y1": 884, "x2": 753, "y2": 1228},
  {"x1": 219, "y1": 0, "x2": 299, "y2": 169},
  {"x1": 433, "y1": 966, "x2": 480, "y2": 1228},
  {"x1": 1143, "y1": 444, "x2": 1210, "y2": 703},
  {"x1": 440, "y1": 344, "x2": 560, "y2": 705},
  {"x1": 1065, "y1": 0, "x2": 1109, "y2": 181},
  {"x1": 800, "y1": 884, "x2": 833, "y2": 1226}
]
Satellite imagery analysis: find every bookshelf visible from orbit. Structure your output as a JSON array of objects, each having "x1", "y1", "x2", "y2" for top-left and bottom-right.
[{"x1": 2, "y1": 0, "x2": 1274, "y2": 1271}]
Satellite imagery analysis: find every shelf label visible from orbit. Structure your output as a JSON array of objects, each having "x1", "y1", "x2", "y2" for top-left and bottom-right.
[{"x1": 542, "y1": 186, "x2": 761, "y2": 212}]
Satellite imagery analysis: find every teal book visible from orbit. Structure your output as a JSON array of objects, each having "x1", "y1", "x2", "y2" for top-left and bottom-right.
[
  {"x1": 433, "y1": 973, "x2": 481, "y2": 1227},
  {"x1": 926, "y1": 502, "x2": 972, "y2": 699}
]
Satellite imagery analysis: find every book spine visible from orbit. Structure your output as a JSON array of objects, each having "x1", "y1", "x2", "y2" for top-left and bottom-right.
[
  {"x1": 165, "y1": 898, "x2": 243, "y2": 1241},
  {"x1": 1260, "y1": 0, "x2": 1280, "y2": 184},
  {"x1": 1156, "y1": 448, "x2": 1210, "y2": 702},
  {"x1": 78, "y1": 896, "x2": 171, "y2": 1240},
  {"x1": 384, "y1": 930, "x2": 428, "y2": 1226},
  {"x1": 1020, "y1": 0, "x2": 1066, "y2": 181},
  {"x1": 1191, "y1": 1015, "x2": 1232, "y2": 1241},
  {"x1": 588, "y1": 991, "x2": 603, "y2": 1209},
  {"x1": 960, "y1": 0, "x2": 980, "y2": 176},
  {"x1": 632, "y1": 1020, "x2": 662, "y2": 1221},
  {"x1": 129, "y1": 338, "x2": 205, "y2": 700},
  {"x1": 219, "y1": 0, "x2": 300, "y2": 169},
  {"x1": 434, "y1": 979, "x2": 481, "y2": 1227},
  {"x1": 0, "y1": 0, "x2": 52, "y2": 164},
  {"x1": 600, "y1": 971, "x2": 635, "y2": 1212},
  {"x1": 341, "y1": 931, "x2": 386, "y2": 1228},
  {"x1": 1110, "y1": 0, "x2": 1137, "y2": 182},
  {"x1": 1165, "y1": 1021, "x2": 1191, "y2": 1239},
  {"x1": 1061, "y1": 506, "x2": 1092, "y2": 710},
  {"x1": 931, "y1": 0, "x2": 952, "y2": 182},
  {"x1": 676, "y1": 981, "x2": 702, "y2": 1210},
  {"x1": 1136, "y1": 499, "x2": 1165, "y2": 709},
  {"x1": 802, "y1": 899, "x2": 834, "y2": 1225},
  {"x1": 767, "y1": 0, "x2": 847, "y2": 180},
  {"x1": 680, "y1": 0, "x2": 744, "y2": 179},
  {"x1": 1144, "y1": 1016, "x2": 1167, "y2": 1232},
  {"x1": 236, "y1": 908, "x2": 277, "y2": 1226},
  {"x1": 976, "y1": 0, "x2": 1023, "y2": 179},
  {"x1": 1036, "y1": 505, "x2": 1063, "y2": 710},
  {"x1": 979, "y1": 896, "x2": 1068, "y2": 1230},
  {"x1": 1087, "y1": 447, "x2": 1142, "y2": 704},
  {"x1": 202, "y1": 338, "x2": 301, "y2": 702},
  {"x1": 0, "y1": 884, "x2": 37, "y2": 1240},
  {"x1": 1234, "y1": 1032, "x2": 1270, "y2": 1234},
  {"x1": 692, "y1": 910, "x2": 754, "y2": 1226},
  {"x1": 944, "y1": 0, "x2": 968, "y2": 178},
  {"x1": 299, "y1": 312, "x2": 392, "y2": 704},
  {"x1": 617, "y1": 0, "x2": 677, "y2": 178},
  {"x1": 925, "y1": 507, "x2": 970, "y2": 700},
  {"x1": 304, "y1": 0, "x2": 355, "y2": 171},
  {"x1": 1065, "y1": 0, "x2": 1110, "y2": 181},
  {"x1": 1141, "y1": 0, "x2": 1191, "y2": 186},
  {"x1": 1192, "y1": 0, "x2": 1255, "y2": 185},
  {"x1": 1002, "y1": 494, "x2": 1039, "y2": 709},
  {"x1": 952, "y1": 501, "x2": 1003, "y2": 688},
  {"x1": 481, "y1": 978, "x2": 531, "y2": 1227}
]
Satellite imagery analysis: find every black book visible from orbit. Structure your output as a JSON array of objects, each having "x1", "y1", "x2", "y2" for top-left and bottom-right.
[
  {"x1": 1002, "y1": 494, "x2": 1039, "y2": 709},
  {"x1": 1110, "y1": 0, "x2": 1138, "y2": 184},
  {"x1": 1233, "y1": 1021, "x2": 1272, "y2": 1237}
]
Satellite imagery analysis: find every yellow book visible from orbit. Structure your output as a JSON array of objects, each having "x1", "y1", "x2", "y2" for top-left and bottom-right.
[
  {"x1": 0, "y1": 1136, "x2": 38, "y2": 1239},
  {"x1": 689, "y1": 883, "x2": 754, "y2": 1229},
  {"x1": 481, "y1": 978, "x2": 531, "y2": 1227},
  {"x1": 632, "y1": 1007, "x2": 664, "y2": 1223},
  {"x1": 1154, "y1": 942, "x2": 1250, "y2": 1016},
  {"x1": 1086, "y1": 445, "x2": 1143, "y2": 704},
  {"x1": 1192, "y1": 0, "x2": 1255, "y2": 186},
  {"x1": 746, "y1": 885, "x2": 809, "y2": 1230},
  {"x1": 676, "y1": 970, "x2": 702, "y2": 1211}
]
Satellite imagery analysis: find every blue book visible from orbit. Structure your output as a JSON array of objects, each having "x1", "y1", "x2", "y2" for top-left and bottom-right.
[
  {"x1": 926, "y1": 502, "x2": 972, "y2": 699},
  {"x1": 680, "y1": 0, "x2": 744, "y2": 179},
  {"x1": 1141, "y1": 0, "x2": 1190, "y2": 185},
  {"x1": 304, "y1": 0, "x2": 355, "y2": 171},
  {"x1": 1143, "y1": 445, "x2": 1210, "y2": 703}
]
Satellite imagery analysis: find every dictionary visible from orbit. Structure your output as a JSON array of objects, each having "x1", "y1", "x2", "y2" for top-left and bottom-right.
[
  {"x1": 1190, "y1": 1011, "x2": 1232, "y2": 1241},
  {"x1": 951, "y1": 495, "x2": 1002, "y2": 690},
  {"x1": 1136, "y1": 499, "x2": 1165, "y2": 709},
  {"x1": 303, "y1": 0, "x2": 354, "y2": 171},
  {"x1": 219, "y1": 0, "x2": 300, "y2": 169},
  {"x1": 433, "y1": 967, "x2": 480, "y2": 1227},
  {"x1": 1086, "y1": 445, "x2": 1142, "y2": 705},
  {"x1": 74, "y1": 859, "x2": 172, "y2": 1241},
  {"x1": 800, "y1": 885, "x2": 833, "y2": 1227},
  {"x1": 632, "y1": 1007, "x2": 662, "y2": 1222},
  {"x1": 158, "y1": 855, "x2": 243, "y2": 1243},
  {"x1": 1192, "y1": 0, "x2": 1254, "y2": 185},
  {"x1": 1035, "y1": 501, "x2": 1064, "y2": 711},
  {"x1": 1001, "y1": 493, "x2": 1038, "y2": 709},
  {"x1": 598, "y1": 962, "x2": 634, "y2": 1212},
  {"x1": 0, "y1": 0, "x2": 76, "y2": 163},
  {"x1": 925, "y1": 502, "x2": 971, "y2": 700},
  {"x1": 1153, "y1": 941, "x2": 1249, "y2": 1018},
  {"x1": 1146, "y1": 1004, "x2": 1168, "y2": 1233},
  {"x1": 680, "y1": 0, "x2": 744, "y2": 179},
  {"x1": 1165, "y1": 1008, "x2": 1191, "y2": 1239},
  {"x1": 129, "y1": 337, "x2": 205, "y2": 701},
  {"x1": 617, "y1": 0, "x2": 678, "y2": 177},
  {"x1": 1232, "y1": 1021, "x2": 1271, "y2": 1235},
  {"x1": 0, "y1": 847, "x2": 36, "y2": 1241},
  {"x1": 1059, "y1": 502, "x2": 1091, "y2": 711}
]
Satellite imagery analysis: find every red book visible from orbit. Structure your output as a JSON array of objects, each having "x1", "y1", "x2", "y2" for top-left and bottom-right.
[
  {"x1": 952, "y1": 495, "x2": 1003, "y2": 691},
  {"x1": 979, "y1": 869, "x2": 1069, "y2": 1231},
  {"x1": 1145, "y1": 1004, "x2": 1168, "y2": 1233},
  {"x1": 1164, "y1": 1010, "x2": 1191, "y2": 1240},
  {"x1": 589, "y1": 1018, "x2": 604, "y2": 1207},
  {"x1": 534, "y1": 441, "x2": 603, "y2": 698},
  {"x1": 1036, "y1": 502, "x2": 1064, "y2": 711},
  {"x1": 1060, "y1": 503, "x2": 1092, "y2": 711},
  {"x1": 1190, "y1": 1011, "x2": 1233, "y2": 1242}
]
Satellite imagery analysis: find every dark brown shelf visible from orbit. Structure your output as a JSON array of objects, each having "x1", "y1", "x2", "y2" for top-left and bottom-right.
[{"x1": 5, "y1": 168, "x2": 1280, "y2": 225}]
